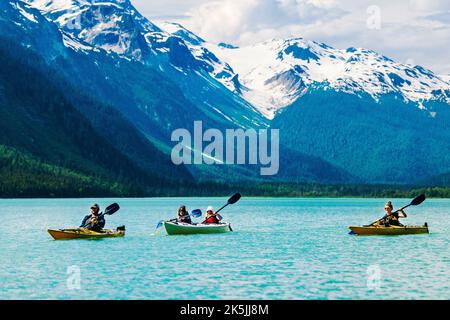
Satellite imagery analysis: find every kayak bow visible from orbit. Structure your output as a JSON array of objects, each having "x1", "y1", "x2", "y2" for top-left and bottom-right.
[
  {"x1": 47, "y1": 226, "x2": 126, "y2": 240},
  {"x1": 164, "y1": 221, "x2": 232, "y2": 235},
  {"x1": 348, "y1": 224, "x2": 429, "y2": 236}
]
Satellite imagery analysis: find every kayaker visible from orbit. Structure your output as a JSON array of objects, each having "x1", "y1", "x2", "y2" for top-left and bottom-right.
[
  {"x1": 379, "y1": 201, "x2": 407, "y2": 226},
  {"x1": 202, "y1": 206, "x2": 223, "y2": 224},
  {"x1": 177, "y1": 205, "x2": 192, "y2": 224},
  {"x1": 80, "y1": 204, "x2": 105, "y2": 232}
]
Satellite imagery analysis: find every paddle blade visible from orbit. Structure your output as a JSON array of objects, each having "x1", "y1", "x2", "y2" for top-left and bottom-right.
[
  {"x1": 227, "y1": 193, "x2": 241, "y2": 205},
  {"x1": 104, "y1": 203, "x2": 120, "y2": 215},
  {"x1": 156, "y1": 220, "x2": 164, "y2": 229},
  {"x1": 411, "y1": 194, "x2": 426, "y2": 206},
  {"x1": 191, "y1": 209, "x2": 202, "y2": 218}
]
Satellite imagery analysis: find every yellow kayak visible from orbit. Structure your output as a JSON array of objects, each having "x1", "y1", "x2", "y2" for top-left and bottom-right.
[
  {"x1": 349, "y1": 224, "x2": 429, "y2": 236},
  {"x1": 48, "y1": 226, "x2": 125, "y2": 240}
]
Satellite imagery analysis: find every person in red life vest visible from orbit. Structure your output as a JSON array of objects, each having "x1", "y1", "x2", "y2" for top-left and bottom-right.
[{"x1": 202, "y1": 206, "x2": 223, "y2": 224}]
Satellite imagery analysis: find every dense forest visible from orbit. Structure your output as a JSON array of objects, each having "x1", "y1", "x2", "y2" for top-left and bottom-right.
[
  {"x1": 1, "y1": 146, "x2": 449, "y2": 198},
  {"x1": 273, "y1": 90, "x2": 450, "y2": 185}
]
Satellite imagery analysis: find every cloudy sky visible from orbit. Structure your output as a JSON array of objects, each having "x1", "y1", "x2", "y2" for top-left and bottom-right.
[{"x1": 131, "y1": 0, "x2": 450, "y2": 74}]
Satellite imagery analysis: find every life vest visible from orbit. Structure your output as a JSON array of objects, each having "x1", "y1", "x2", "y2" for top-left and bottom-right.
[{"x1": 204, "y1": 216, "x2": 219, "y2": 224}]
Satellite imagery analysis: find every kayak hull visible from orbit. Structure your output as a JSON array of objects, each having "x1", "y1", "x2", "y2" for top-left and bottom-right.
[
  {"x1": 164, "y1": 221, "x2": 232, "y2": 235},
  {"x1": 48, "y1": 227, "x2": 125, "y2": 240},
  {"x1": 349, "y1": 224, "x2": 429, "y2": 236}
]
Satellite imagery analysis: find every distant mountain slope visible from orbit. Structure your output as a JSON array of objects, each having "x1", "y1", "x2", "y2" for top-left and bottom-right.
[
  {"x1": 0, "y1": 36, "x2": 194, "y2": 196},
  {"x1": 0, "y1": 145, "x2": 128, "y2": 197},
  {"x1": 0, "y1": 0, "x2": 194, "y2": 182},
  {"x1": 418, "y1": 171, "x2": 450, "y2": 187},
  {"x1": 272, "y1": 89, "x2": 450, "y2": 184}
]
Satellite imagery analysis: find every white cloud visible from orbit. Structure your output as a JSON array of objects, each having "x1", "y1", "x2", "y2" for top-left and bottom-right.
[
  {"x1": 183, "y1": 0, "x2": 347, "y2": 44},
  {"x1": 131, "y1": 0, "x2": 450, "y2": 74},
  {"x1": 409, "y1": 0, "x2": 449, "y2": 11}
]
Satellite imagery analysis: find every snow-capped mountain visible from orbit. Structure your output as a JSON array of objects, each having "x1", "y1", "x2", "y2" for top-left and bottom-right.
[
  {"x1": 24, "y1": 0, "x2": 264, "y2": 129},
  {"x1": 25, "y1": 0, "x2": 235, "y2": 84},
  {"x1": 212, "y1": 39, "x2": 450, "y2": 118},
  {"x1": 156, "y1": 23, "x2": 450, "y2": 119},
  {"x1": 25, "y1": 0, "x2": 162, "y2": 59},
  {"x1": 156, "y1": 22, "x2": 240, "y2": 93}
]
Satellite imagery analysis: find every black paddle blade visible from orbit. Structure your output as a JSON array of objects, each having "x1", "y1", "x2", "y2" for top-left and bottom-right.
[
  {"x1": 411, "y1": 194, "x2": 426, "y2": 206},
  {"x1": 227, "y1": 193, "x2": 241, "y2": 205},
  {"x1": 104, "y1": 203, "x2": 120, "y2": 215}
]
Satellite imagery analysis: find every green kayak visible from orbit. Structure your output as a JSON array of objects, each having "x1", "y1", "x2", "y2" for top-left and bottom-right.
[{"x1": 164, "y1": 221, "x2": 232, "y2": 235}]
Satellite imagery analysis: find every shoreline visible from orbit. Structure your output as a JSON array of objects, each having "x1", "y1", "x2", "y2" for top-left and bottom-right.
[
  {"x1": 2, "y1": 182, "x2": 449, "y2": 199},
  {"x1": 1, "y1": 195, "x2": 449, "y2": 200}
]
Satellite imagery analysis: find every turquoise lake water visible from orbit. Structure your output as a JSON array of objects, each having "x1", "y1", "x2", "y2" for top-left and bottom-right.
[{"x1": 0, "y1": 197, "x2": 448, "y2": 300}]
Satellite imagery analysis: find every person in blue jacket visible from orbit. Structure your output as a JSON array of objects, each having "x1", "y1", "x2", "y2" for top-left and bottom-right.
[{"x1": 80, "y1": 204, "x2": 105, "y2": 232}]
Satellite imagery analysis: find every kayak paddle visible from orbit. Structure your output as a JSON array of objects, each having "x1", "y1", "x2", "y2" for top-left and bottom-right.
[
  {"x1": 367, "y1": 194, "x2": 426, "y2": 227},
  {"x1": 191, "y1": 209, "x2": 203, "y2": 218},
  {"x1": 215, "y1": 193, "x2": 241, "y2": 214},
  {"x1": 156, "y1": 209, "x2": 203, "y2": 230},
  {"x1": 205, "y1": 193, "x2": 241, "y2": 231},
  {"x1": 81, "y1": 203, "x2": 120, "y2": 228}
]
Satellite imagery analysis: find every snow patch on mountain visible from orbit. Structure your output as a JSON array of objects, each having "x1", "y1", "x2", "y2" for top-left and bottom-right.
[
  {"x1": 24, "y1": 0, "x2": 85, "y2": 13},
  {"x1": 155, "y1": 21, "x2": 240, "y2": 93},
  {"x1": 156, "y1": 21, "x2": 205, "y2": 46},
  {"x1": 62, "y1": 33, "x2": 96, "y2": 52},
  {"x1": 204, "y1": 40, "x2": 305, "y2": 118},
  {"x1": 25, "y1": 0, "x2": 161, "y2": 59},
  {"x1": 440, "y1": 75, "x2": 450, "y2": 84},
  {"x1": 13, "y1": 2, "x2": 39, "y2": 23}
]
